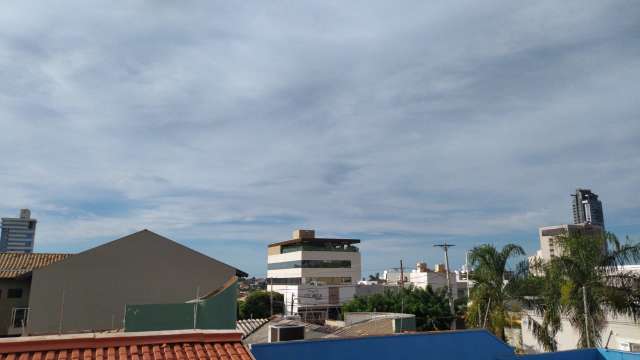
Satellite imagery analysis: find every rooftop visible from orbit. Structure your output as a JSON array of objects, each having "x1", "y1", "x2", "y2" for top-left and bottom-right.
[
  {"x1": 0, "y1": 329, "x2": 251, "y2": 360},
  {"x1": 250, "y1": 329, "x2": 640, "y2": 360},
  {"x1": 268, "y1": 238, "x2": 360, "y2": 248},
  {"x1": 0, "y1": 252, "x2": 72, "y2": 279}
]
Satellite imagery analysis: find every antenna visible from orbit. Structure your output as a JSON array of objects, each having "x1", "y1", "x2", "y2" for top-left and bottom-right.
[
  {"x1": 434, "y1": 242, "x2": 456, "y2": 330},
  {"x1": 193, "y1": 286, "x2": 200, "y2": 329}
]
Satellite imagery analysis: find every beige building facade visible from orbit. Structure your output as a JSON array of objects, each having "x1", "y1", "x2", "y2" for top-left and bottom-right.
[{"x1": 267, "y1": 230, "x2": 361, "y2": 320}]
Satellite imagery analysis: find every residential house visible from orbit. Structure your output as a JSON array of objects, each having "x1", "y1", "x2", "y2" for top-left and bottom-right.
[
  {"x1": 26, "y1": 229, "x2": 246, "y2": 335},
  {"x1": 0, "y1": 253, "x2": 70, "y2": 336}
]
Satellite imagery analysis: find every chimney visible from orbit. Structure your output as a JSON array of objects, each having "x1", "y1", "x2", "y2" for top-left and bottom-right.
[{"x1": 292, "y1": 229, "x2": 315, "y2": 240}]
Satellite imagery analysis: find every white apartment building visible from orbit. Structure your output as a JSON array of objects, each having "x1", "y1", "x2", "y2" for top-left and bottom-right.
[
  {"x1": 521, "y1": 265, "x2": 640, "y2": 353},
  {"x1": 528, "y1": 224, "x2": 604, "y2": 274},
  {"x1": 381, "y1": 262, "x2": 469, "y2": 299},
  {"x1": 267, "y1": 230, "x2": 361, "y2": 320},
  {"x1": 409, "y1": 262, "x2": 468, "y2": 299}
]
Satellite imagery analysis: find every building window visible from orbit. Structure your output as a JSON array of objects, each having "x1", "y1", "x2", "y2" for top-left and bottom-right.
[
  {"x1": 305, "y1": 277, "x2": 352, "y2": 285},
  {"x1": 281, "y1": 244, "x2": 358, "y2": 253},
  {"x1": 11, "y1": 308, "x2": 29, "y2": 328},
  {"x1": 8, "y1": 288, "x2": 23, "y2": 298},
  {"x1": 270, "y1": 278, "x2": 302, "y2": 285},
  {"x1": 268, "y1": 260, "x2": 351, "y2": 270}
]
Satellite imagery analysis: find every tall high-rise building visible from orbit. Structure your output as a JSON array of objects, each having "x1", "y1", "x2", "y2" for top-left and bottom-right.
[
  {"x1": 0, "y1": 209, "x2": 37, "y2": 253},
  {"x1": 571, "y1": 188, "x2": 604, "y2": 228}
]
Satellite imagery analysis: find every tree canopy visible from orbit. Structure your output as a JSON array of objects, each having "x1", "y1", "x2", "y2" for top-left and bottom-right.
[
  {"x1": 342, "y1": 286, "x2": 453, "y2": 330},
  {"x1": 238, "y1": 291, "x2": 284, "y2": 319},
  {"x1": 524, "y1": 232, "x2": 640, "y2": 350},
  {"x1": 465, "y1": 243, "x2": 526, "y2": 340}
]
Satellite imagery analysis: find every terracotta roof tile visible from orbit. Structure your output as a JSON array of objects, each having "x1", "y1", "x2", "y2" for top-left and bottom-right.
[
  {"x1": 0, "y1": 253, "x2": 72, "y2": 279},
  {"x1": 0, "y1": 331, "x2": 251, "y2": 360}
]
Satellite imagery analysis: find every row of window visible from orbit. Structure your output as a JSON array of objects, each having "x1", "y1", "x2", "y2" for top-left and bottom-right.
[
  {"x1": 269, "y1": 277, "x2": 352, "y2": 285},
  {"x1": 268, "y1": 260, "x2": 351, "y2": 270},
  {"x1": 280, "y1": 244, "x2": 359, "y2": 254}
]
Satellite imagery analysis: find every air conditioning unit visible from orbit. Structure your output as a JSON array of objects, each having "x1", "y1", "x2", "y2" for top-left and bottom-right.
[{"x1": 268, "y1": 324, "x2": 305, "y2": 342}]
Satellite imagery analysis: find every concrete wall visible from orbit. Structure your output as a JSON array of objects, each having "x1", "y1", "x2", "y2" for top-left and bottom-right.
[
  {"x1": 0, "y1": 278, "x2": 31, "y2": 336},
  {"x1": 26, "y1": 230, "x2": 238, "y2": 335}
]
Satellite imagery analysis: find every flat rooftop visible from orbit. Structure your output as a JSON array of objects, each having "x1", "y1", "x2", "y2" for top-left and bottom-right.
[{"x1": 268, "y1": 238, "x2": 360, "y2": 247}]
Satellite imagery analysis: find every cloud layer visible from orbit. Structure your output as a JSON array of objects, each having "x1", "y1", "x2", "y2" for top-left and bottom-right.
[{"x1": 1, "y1": 1, "x2": 639, "y2": 276}]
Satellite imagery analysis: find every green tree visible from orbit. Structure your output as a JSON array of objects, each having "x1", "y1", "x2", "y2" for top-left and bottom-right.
[
  {"x1": 342, "y1": 286, "x2": 452, "y2": 330},
  {"x1": 465, "y1": 243, "x2": 526, "y2": 340},
  {"x1": 525, "y1": 232, "x2": 640, "y2": 351},
  {"x1": 238, "y1": 291, "x2": 284, "y2": 319}
]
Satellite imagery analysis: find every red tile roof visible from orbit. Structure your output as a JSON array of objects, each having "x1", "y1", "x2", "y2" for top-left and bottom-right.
[
  {"x1": 0, "y1": 330, "x2": 252, "y2": 360},
  {"x1": 0, "y1": 253, "x2": 72, "y2": 279}
]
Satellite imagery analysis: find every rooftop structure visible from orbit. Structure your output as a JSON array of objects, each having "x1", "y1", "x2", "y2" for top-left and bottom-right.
[
  {"x1": 267, "y1": 230, "x2": 361, "y2": 321},
  {"x1": 1, "y1": 209, "x2": 37, "y2": 253},
  {"x1": 0, "y1": 329, "x2": 251, "y2": 360}
]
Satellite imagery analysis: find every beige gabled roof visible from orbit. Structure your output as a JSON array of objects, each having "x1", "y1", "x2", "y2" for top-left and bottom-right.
[{"x1": 0, "y1": 252, "x2": 72, "y2": 279}]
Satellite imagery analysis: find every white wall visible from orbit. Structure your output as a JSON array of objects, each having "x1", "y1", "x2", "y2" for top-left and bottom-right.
[
  {"x1": 267, "y1": 250, "x2": 361, "y2": 283},
  {"x1": 269, "y1": 284, "x2": 357, "y2": 314},
  {"x1": 521, "y1": 312, "x2": 640, "y2": 353}
]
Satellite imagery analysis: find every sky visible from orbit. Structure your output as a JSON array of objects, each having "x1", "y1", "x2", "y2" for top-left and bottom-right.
[{"x1": 1, "y1": 1, "x2": 639, "y2": 277}]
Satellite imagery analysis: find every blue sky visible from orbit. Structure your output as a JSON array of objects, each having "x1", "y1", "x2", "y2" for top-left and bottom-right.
[{"x1": 1, "y1": 1, "x2": 639, "y2": 277}]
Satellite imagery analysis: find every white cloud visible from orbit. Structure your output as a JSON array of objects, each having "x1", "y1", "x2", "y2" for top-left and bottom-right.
[{"x1": 1, "y1": 1, "x2": 639, "y2": 275}]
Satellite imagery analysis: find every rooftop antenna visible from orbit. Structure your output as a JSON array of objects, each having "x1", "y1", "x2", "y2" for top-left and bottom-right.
[
  {"x1": 434, "y1": 242, "x2": 456, "y2": 330},
  {"x1": 193, "y1": 286, "x2": 200, "y2": 329}
]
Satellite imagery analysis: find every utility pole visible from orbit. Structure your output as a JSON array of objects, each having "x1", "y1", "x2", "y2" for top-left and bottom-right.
[
  {"x1": 399, "y1": 260, "x2": 404, "y2": 288},
  {"x1": 582, "y1": 286, "x2": 591, "y2": 348},
  {"x1": 434, "y1": 242, "x2": 456, "y2": 330},
  {"x1": 193, "y1": 286, "x2": 200, "y2": 329},
  {"x1": 290, "y1": 293, "x2": 294, "y2": 316},
  {"x1": 465, "y1": 251, "x2": 471, "y2": 299}
]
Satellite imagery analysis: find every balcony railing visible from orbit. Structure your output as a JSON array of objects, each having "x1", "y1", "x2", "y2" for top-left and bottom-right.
[{"x1": 10, "y1": 307, "x2": 29, "y2": 329}]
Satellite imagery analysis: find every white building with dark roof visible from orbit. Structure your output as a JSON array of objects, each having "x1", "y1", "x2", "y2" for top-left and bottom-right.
[{"x1": 267, "y1": 230, "x2": 361, "y2": 320}]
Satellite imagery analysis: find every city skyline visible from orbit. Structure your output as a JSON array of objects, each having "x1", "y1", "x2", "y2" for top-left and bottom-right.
[{"x1": 1, "y1": 2, "x2": 639, "y2": 276}]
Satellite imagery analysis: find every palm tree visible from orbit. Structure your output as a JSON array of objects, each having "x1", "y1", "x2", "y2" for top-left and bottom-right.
[
  {"x1": 526, "y1": 232, "x2": 640, "y2": 350},
  {"x1": 466, "y1": 243, "x2": 525, "y2": 340}
]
